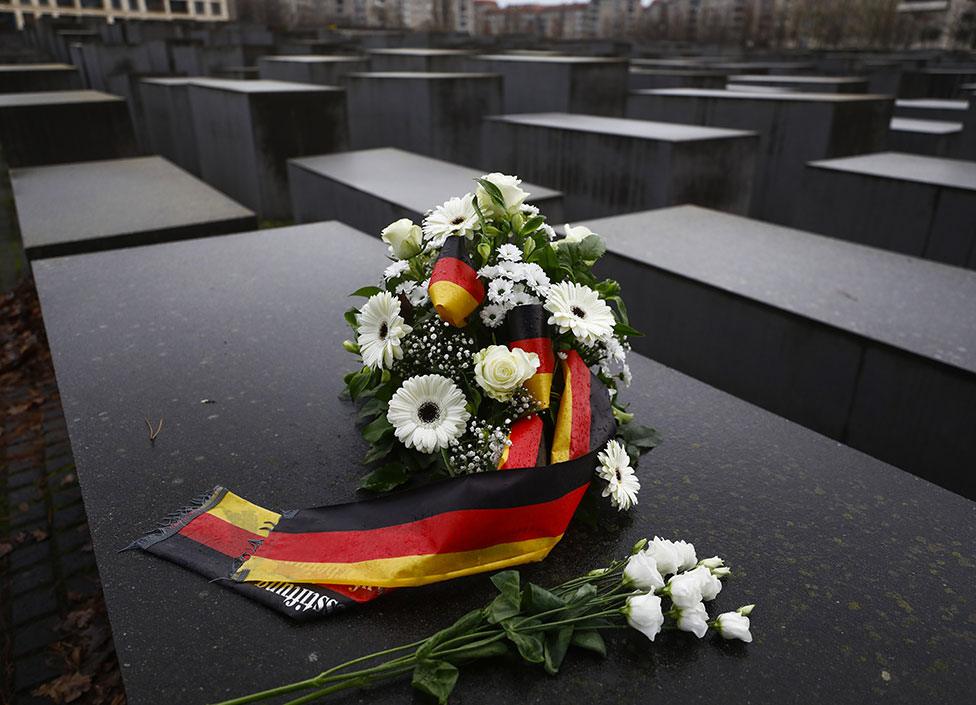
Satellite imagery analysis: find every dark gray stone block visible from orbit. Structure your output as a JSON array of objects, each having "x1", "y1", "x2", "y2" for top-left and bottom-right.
[
  {"x1": 887, "y1": 117, "x2": 962, "y2": 157},
  {"x1": 584, "y1": 205, "x2": 976, "y2": 497},
  {"x1": 367, "y1": 48, "x2": 475, "y2": 72},
  {"x1": 727, "y1": 74, "x2": 869, "y2": 94},
  {"x1": 288, "y1": 147, "x2": 564, "y2": 235},
  {"x1": 0, "y1": 90, "x2": 138, "y2": 168},
  {"x1": 345, "y1": 72, "x2": 500, "y2": 166},
  {"x1": 706, "y1": 61, "x2": 815, "y2": 75},
  {"x1": 472, "y1": 55, "x2": 629, "y2": 116},
  {"x1": 31, "y1": 221, "x2": 976, "y2": 704},
  {"x1": 484, "y1": 112, "x2": 757, "y2": 220},
  {"x1": 627, "y1": 88, "x2": 893, "y2": 225},
  {"x1": 894, "y1": 98, "x2": 970, "y2": 122},
  {"x1": 187, "y1": 79, "x2": 349, "y2": 219},
  {"x1": 0, "y1": 63, "x2": 81, "y2": 92},
  {"x1": 257, "y1": 55, "x2": 369, "y2": 85},
  {"x1": 797, "y1": 152, "x2": 976, "y2": 268},
  {"x1": 12, "y1": 156, "x2": 256, "y2": 259},
  {"x1": 899, "y1": 68, "x2": 976, "y2": 98},
  {"x1": 140, "y1": 78, "x2": 201, "y2": 176},
  {"x1": 628, "y1": 68, "x2": 727, "y2": 91}
]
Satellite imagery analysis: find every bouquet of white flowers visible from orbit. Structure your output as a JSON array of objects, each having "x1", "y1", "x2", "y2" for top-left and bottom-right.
[{"x1": 343, "y1": 173, "x2": 659, "y2": 507}]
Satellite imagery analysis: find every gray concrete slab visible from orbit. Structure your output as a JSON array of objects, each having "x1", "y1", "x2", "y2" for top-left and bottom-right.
[
  {"x1": 628, "y1": 68, "x2": 727, "y2": 91},
  {"x1": 12, "y1": 156, "x2": 255, "y2": 259},
  {"x1": 0, "y1": 63, "x2": 81, "y2": 92},
  {"x1": 31, "y1": 220, "x2": 976, "y2": 704},
  {"x1": 627, "y1": 88, "x2": 893, "y2": 225},
  {"x1": 727, "y1": 74, "x2": 869, "y2": 94},
  {"x1": 899, "y1": 68, "x2": 976, "y2": 98},
  {"x1": 894, "y1": 98, "x2": 970, "y2": 122},
  {"x1": 140, "y1": 78, "x2": 201, "y2": 176},
  {"x1": 345, "y1": 72, "x2": 501, "y2": 166},
  {"x1": 187, "y1": 79, "x2": 348, "y2": 219},
  {"x1": 797, "y1": 152, "x2": 976, "y2": 269},
  {"x1": 473, "y1": 54, "x2": 629, "y2": 116},
  {"x1": 584, "y1": 205, "x2": 976, "y2": 497},
  {"x1": 367, "y1": 48, "x2": 475, "y2": 72},
  {"x1": 705, "y1": 61, "x2": 815, "y2": 74},
  {"x1": 288, "y1": 147, "x2": 564, "y2": 235},
  {"x1": 0, "y1": 90, "x2": 138, "y2": 168},
  {"x1": 257, "y1": 55, "x2": 369, "y2": 85},
  {"x1": 485, "y1": 112, "x2": 757, "y2": 221},
  {"x1": 887, "y1": 117, "x2": 963, "y2": 157}
]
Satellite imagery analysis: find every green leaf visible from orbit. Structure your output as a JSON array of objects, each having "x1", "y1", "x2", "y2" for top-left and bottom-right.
[
  {"x1": 347, "y1": 367, "x2": 372, "y2": 401},
  {"x1": 350, "y1": 285, "x2": 382, "y2": 298},
  {"x1": 359, "y1": 462, "x2": 409, "y2": 492},
  {"x1": 521, "y1": 215, "x2": 545, "y2": 235},
  {"x1": 576, "y1": 234, "x2": 606, "y2": 262},
  {"x1": 449, "y1": 640, "x2": 508, "y2": 663},
  {"x1": 544, "y1": 626, "x2": 574, "y2": 675},
  {"x1": 593, "y1": 278, "x2": 621, "y2": 298},
  {"x1": 361, "y1": 414, "x2": 393, "y2": 443},
  {"x1": 344, "y1": 307, "x2": 359, "y2": 331},
  {"x1": 570, "y1": 583, "x2": 598, "y2": 603},
  {"x1": 522, "y1": 236, "x2": 536, "y2": 258},
  {"x1": 476, "y1": 178, "x2": 506, "y2": 210},
  {"x1": 411, "y1": 659, "x2": 459, "y2": 705},
  {"x1": 620, "y1": 423, "x2": 662, "y2": 452},
  {"x1": 357, "y1": 396, "x2": 388, "y2": 422},
  {"x1": 361, "y1": 435, "x2": 395, "y2": 465},
  {"x1": 570, "y1": 629, "x2": 606, "y2": 657},
  {"x1": 487, "y1": 571, "x2": 521, "y2": 624},
  {"x1": 524, "y1": 583, "x2": 565, "y2": 615},
  {"x1": 417, "y1": 608, "x2": 487, "y2": 661},
  {"x1": 505, "y1": 630, "x2": 545, "y2": 664},
  {"x1": 613, "y1": 322, "x2": 643, "y2": 338},
  {"x1": 491, "y1": 571, "x2": 521, "y2": 602}
]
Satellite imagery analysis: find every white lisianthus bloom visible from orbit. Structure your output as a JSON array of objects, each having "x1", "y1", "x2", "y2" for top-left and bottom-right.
[
  {"x1": 596, "y1": 440, "x2": 640, "y2": 511},
  {"x1": 672, "y1": 539, "x2": 698, "y2": 572},
  {"x1": 476, "y1": 173, "x2": 529, "y2": 215},
  {"x1": 686, "y1": 565, "x2": 723, "y2": 602},
  {"x1": 381, "y1": 218, "x2": 423, "y2": 260},
  {"x1": 623, "y1": 592, "x2": 664, "y2": 642},
  {"x1": 387, "y1": 375, "x2": 470, "y2": 453},
  {"x1": 544, "y1": 282, "x2": 615, "y2": 346},
  {"x1": 676, "y1": 601, "x2": 710, "y2": 638},
  {"x1": 645, "y1": 536, "x2": 681, "y2": 576},
  {"x1": 422, "y1": 194, "x2": 478, "y2": 247},
  {"x1": 623, "y1": 550, "x2": 664, "y2": 590},
  {"x1": 667, "y1": 571, "x2": 704, "y2": 609},
  {"x1": 715, "y1": 610, "x2": 753, "y2": 643},
  {"x1": 472, "y1": 345, "x2": 540, "y2": 401},
  {"x1": 554, "y1": 223, "x2": 593, "y2": 248},
  {"x1": 356, "y1": 292, "x2": 412, "y2": 370}
]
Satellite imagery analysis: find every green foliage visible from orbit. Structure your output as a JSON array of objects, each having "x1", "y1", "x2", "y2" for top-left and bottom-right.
[
  {"x1": 411, "y1": 659, "x2": 459, "y2": 705},
  {"x1": 350, "y1": 285, "x2": 383, "y2": 298},
  {"x1": 359, "y1": 462, "x2": 410, "y2": 492}
]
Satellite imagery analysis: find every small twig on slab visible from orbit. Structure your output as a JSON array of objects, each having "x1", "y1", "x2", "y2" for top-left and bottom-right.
[{"x1": 144, "y1": 416, "x2": 163, "y2": 443}]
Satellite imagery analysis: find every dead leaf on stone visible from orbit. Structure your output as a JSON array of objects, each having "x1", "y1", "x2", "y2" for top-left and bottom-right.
[
  {"x1": 31, "y1": 672, "x2": 92, "y2": 703},
  {"x1": 0, "y1": 542, "x2": 12, "y2": 558},
  {"x1": 18, "y1": 501, "x2": 30, "y2": 513},
  {"x1": 64, "y1": 608, "x2": 95, "y2": 630},
  {"x1": 32, "y1": 528, "x2": 49, "y2": 542},
  {"x1": 60, "y1": 473, "x2": 77, "y2": 486},
  {"x1": 13, "y1": 530, "x2": 28, "y2": 543}
]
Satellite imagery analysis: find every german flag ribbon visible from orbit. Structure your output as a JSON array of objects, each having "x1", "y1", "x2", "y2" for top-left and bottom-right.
[
  {"x1": 127, "y1": 370, "x2": 615, "y2": 621},
  {"x1": 428, "y1": 237, "x2": 485, "y2": 327},
  {"x1": 505, "y1": 304, "x2": 555, "y2": 409}
]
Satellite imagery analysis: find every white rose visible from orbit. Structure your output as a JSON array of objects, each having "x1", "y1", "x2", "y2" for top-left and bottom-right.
[
  {"x1": 676, "y1": 601, "x2": 709, "y2": 638},
  {"x1": 624, "y1": 592, "x2": 664, "y2": 642},
  {"x1": 667, "y1": 571, "x2": 704, "y2": 609},
  {"x1": 476, "y1": 173, "x2": 529, "y2": 215},
  {"x1": 645, "y1": 536, "x2": 680, "y2": 576},
  {"x1": 686, "y1": 565, "x2": 722, "y2": 602},
  {"x1": 473, "y1": 345, "x2": 540, "y2": 401},
  {"x1": 623, "y1": 550, "x2": 664, "y2": 591},
  {"x1": 554, "y1": 223, "x2": 593, "y2": 248},
  {"x1": 381, "y1": 218, "x2": 422, "y2": 260},
  {"x1": 715, "y1": 610, "x2": 753, "y2": 642}
]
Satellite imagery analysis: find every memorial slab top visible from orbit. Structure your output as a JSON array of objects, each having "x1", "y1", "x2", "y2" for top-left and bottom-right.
[
  {"x1": 260, "y1": 54, "x2": 368, "y2": 63},
  {"x1": 289, "y1": 147, "x2": 562, "y2": 212},
  {"x1": 728, "y1": 74, "x2": 868, "y2": 84},
  {"x1": 12, "y1": 156, "x2": 255, "y2": 252},
  {"x1": 584, "y1": 205, "x2": 976, "y2": 374},
  {"x1": 475, "y1": 54, "x2": 628, "y2": 65},
  {"x1": 889, "y1": 116, "x2": 963, "y2": 134},
  {"x1": 31, "y1": 221, "x2": 975, "y2": 705},
  {"x1": 0, "y1": 89, "x2": 123, "y2": 107},
  {"x1": 346, "y1": 71, "x2": 499, "y2": 79},
  {"x1": 629, "y1": 67, "x2": 730, "y2": 77},
  {"x1": 0, "y1": 62, "x2": 76, "y2": 72},
  {"x1": 141, "y1": 77, "x2": 199, "y2": 86},
  {"x1": 487, "y1": 112, "x2": 756, "y2": 142},
  {"x1": 367, "y1": 48, "x2": 474, "y2": 56},
  {"x1": 894, "y1": 98, "x2": 969, "y2": 110},
  {"x1": 807, "y1": 151, "x2": 976, "y2": 191},
  {"x1": 188, "y1": 79, "x2": 342, "y2": 93},
  {"x1": 636, "y1": 87, "x2": 891, "y2": 102}
]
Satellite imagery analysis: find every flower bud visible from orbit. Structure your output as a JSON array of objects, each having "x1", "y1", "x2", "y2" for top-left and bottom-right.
[
  {"x1": 631, "y1": 538, "x2": 648, "y2": 554},
  {"x1": 712, "y1": 566, "x2": 732, "y2": 578},
  {"x1": 699, "y1": 556, "x2": 724, "y2": 569},
  {"x1": 380, "y1": 219, "x2": 422, "y2": 260},
  {"x1": 342, "y1": 339, "x2": 359, "y2": 353},
  {"x1": 737, "y1": 604, "x2": 755, "y2": 616},
  {"x1": 715, "y1": 610, "x2": 753, "y2": 642}
]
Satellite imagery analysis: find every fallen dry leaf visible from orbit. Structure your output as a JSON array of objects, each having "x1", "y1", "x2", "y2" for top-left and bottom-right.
[
  {"x1": 64, "y1": 608, "x2": 95, "y2": 630},
  {"x1": 32, "y1": 528, "x2": 49, "y2": 542},
  {"x1": 60, "y1": 473, "x2": 77, "y2": 486},
  {"x1": 32, "y1": 672, "x2": 92, "y2": 703},
  {"x1": 0, "y1": 542, "x2": 12, "y2": 558}
]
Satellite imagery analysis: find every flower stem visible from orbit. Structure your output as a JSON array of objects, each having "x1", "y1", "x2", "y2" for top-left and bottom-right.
[{"x1": 209, "y1": 678, "x2": 320, "y2": 705}]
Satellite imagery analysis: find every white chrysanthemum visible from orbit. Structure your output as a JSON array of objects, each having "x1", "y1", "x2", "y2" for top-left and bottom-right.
[
  {"x1": 422, "y1": 194, "x2": 478, "y2": 247},
  {"x1": 480, "y1": 303, "x2": 507, "y2": 328},
  {"x1": 356, "y1": 292, "x2": 412, "y2": 370},
  {"x1": 488, "y1": 278, "x2": 515, "y2": 305},
  {"x1": 384, "y1": 260, "x2": 410, "y2": 281},
  {"x1": 497, "y1": 243, "x2": 522, "y2": 262},
  {"x1": 408, "y1": 278, "x2": 430, "y2": 307},
  {"x1": 545, "y1": 282, "x2": 615, "y2": 346},
  {"x1": 541, "y1": 223, "x2": 557, "y2": 241},
  {"x1": 387, "y1": 375, "x2": 470, "y2": 454},
  {"x1": 520, "y1": 203, "x2": 539, "y2": 216},
  {"x1": 596, "y1": 440, "x2": 639, "y2": 511}
]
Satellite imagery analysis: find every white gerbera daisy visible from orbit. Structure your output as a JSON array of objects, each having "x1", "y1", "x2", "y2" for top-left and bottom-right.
[
  {"x1": 356, "y1": 292, "x2": 412, "y2": 370},
  {"x1": 544, "y1": 282, "x2": 615, "y2": 345},
  {"x1": 596, "y1": 439, "x2": 640, "y2": 511},
  {"x1": 387, "y1": 375, "x2": 470, "y2": 453},
  {"x1": 497, "y1": 243, "x2": 522, "y2": 262},
  {"x1": 422, "y1": 194, "x2": 478, "y2": 247}
]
